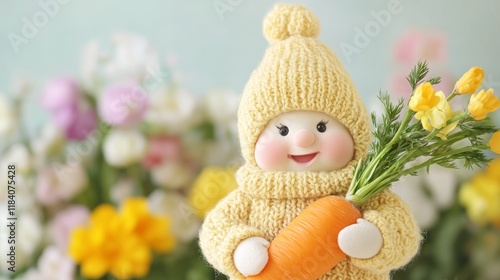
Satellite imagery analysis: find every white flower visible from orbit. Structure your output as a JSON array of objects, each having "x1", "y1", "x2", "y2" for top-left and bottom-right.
[
  {"x1": 392, "y1": 175, "x2": 438, "y2": 229},
  {"x1": 151, "y1": 160, "x2": 193, "y2": 190},
  {"x1": 0, "y1": 95, "x2": 17, "y2": 139},
  {"x1": 31, "y1": 124, "x2": 65, "y2": 161},
  {"x1": 17, "y1": 213, "x2": 43, "y2": 261},
  {"x1": 148, "y1": 190, "x2": 201, "y2": 243},
  {"x1": 392, "y1": 162, "x2": 458, "y2": 229},
  {"x1": 2, "y1": 144, "x2": 32, "y2": 175},
  {"x1": 81, "y1": 40, "x2": 106, "y2": 89},
  {"x1": 424, "y1": 165, "x2": 457, "y2": 208},
  {"x1": 104, "y1": 33, "x2": 159, "y2": 82},
  {"x1": 0, "y1": 212, "x2": 43, "y2": 273},
  {"x1": 200, "y1": 140, "x2": 241, "y2": 166},
  {"x1": 15, "y1": 176, "x2": 37, "y2": 214},
  {"x1": 204, "y1": 89, "x2": 240, "y2": 123},
  {"x1": 15, "y1": 268, "x2": 44, "y2": 280},
  {"x1": 37, "y1": 246, "x2": 75, "y2": 280},
  {"x1": 145, "y1": 88, "x2": 200, "y2": 133},
  {"x1": 110, "y1": 178, "x2": 135, "y2": 204},
  {"x1": 0, "y1": 169, "x2": 37, "y2": 214},
  {"x1": 36, "y1": 164, "x2": 87, "y2": 206},
  {"x1": 103, "y1": 129, "x2": 147, "y2": 167}
]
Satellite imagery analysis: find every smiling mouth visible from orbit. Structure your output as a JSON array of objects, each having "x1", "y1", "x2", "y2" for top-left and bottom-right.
[{"x1": 288, "y1": 152, "x2": 319, "y2": 166}]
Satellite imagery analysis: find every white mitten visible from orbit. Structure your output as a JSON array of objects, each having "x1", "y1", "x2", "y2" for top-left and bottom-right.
[
  {"x1": 338, "y1": 218, "x2": 383, "y2": 259},
  {"x1": 233, "y1": 236, "x2": 270, "y2": 276}
]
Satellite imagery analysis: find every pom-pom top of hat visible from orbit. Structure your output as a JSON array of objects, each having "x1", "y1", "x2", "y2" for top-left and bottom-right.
[{"x1": 263, "y1": 3, "x2": 320, "y2": 44}]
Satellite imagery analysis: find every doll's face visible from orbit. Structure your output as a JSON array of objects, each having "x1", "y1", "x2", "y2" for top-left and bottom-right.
[{"x1": 254, "y1": 111, "x2": 354, "y2": 172}]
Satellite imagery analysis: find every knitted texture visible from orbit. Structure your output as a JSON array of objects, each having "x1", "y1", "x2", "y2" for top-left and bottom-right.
[
  {"x1": 238, "y1": 4, "x2": 371, "y2": 166},
  {"x1": 199, "y1": 3, "x2": 421, "y2": 279}
]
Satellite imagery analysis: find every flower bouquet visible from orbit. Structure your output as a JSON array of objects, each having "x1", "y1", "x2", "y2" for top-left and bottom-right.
[
  {"x1": 0, "y1": 33, "x2": 239, "y2": 280},
  {"x1": 347, "y1": 62, "x2": 500, "y2": 206}
]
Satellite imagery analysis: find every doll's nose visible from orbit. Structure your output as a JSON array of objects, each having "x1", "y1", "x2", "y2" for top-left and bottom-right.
[{"x1": 294, "y1": 129, "x2": 315, "y2": 147}]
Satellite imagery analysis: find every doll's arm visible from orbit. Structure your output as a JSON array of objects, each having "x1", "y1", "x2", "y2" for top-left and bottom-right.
[
  {"x1": 349, "y1": 189, "x2": 422, "y2": 272},
  {"x1": 199, "y1": 190, "x2": 266, "y2": 279}
]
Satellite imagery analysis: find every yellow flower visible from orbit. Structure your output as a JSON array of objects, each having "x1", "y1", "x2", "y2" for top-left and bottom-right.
[
  {"x1": 454, "y1": 66, "x2": 484, "y2": 94},
  {"x1": 486, "y1": 157, "x2": 500, "y2": 181},
  {"x1": 69, "y1": 205, "x2": 151, "y2": 279},
  {"x1": 414, "y1": 91, "x2": 458, "y2": 139},
  {"x1": 68, "y1": 198, "x2": 175, "y2": 279},
  {"x1": 435, "y1": 113, "x2": 460, "y2": 140},
  {"x1": 409, "y1": 82, "x2": 441, "y2": 112},
  {"x1": 459, "y1": 173, "x2": 500, "y2": 226},
  {"x1": 189, "y1": 167, "x2": 238, "y2": 218},
  {"x1": 468, "y1": 88, "x2": 500, "y2": 120},
  {"x1": 120, "y1": 198, "x2": 175, "y2": 252},
  {"x1": 489, "y1": 131, "x2": 500, "y2": 155}
]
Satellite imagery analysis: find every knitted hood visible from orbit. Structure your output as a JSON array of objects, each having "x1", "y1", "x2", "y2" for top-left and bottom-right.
[{"x1": 236, "y1": 4, "x2": 371, "y2": 199}]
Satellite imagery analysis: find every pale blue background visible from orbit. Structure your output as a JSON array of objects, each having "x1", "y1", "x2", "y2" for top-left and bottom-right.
[{"x1": 1, "y1": 0, "x2": 500, "y2": 131}]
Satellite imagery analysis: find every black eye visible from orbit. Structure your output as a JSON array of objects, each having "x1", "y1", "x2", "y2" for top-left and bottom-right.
[
  {"x1": 317, "y1": 120, "x2": 328, "y2": 133},
  {"x1": 276, "y1": 124, "x2": 289, "y2": 136}
]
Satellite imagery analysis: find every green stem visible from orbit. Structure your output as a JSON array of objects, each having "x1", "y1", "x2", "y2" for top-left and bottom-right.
[
  {"x1": 423, "y1": 112, "x2": 467, "y2": 141},
  {"x1": 349, "y1": 144, "x2": 488, "y2": 206},
  {"x1": 347, "y1": 132, "x2": 487, "y2": 206},
  {"x1": 379, "y1": 144, "x2": 488, "y2": 189},
  {"x1": 128, "y1": 165, "x2": 145, "y2": 196},
  {"x1": 401, "y1": 131, "x2": 469, "y2": 165},
  {"x1": 357, "y1": 109, "x2": 413, "y2": 186},
  {"x1": 404, "y1": 144, "x2": 487, "y2": 175},
  {"x1": 447, "y1": 91, "x2": 458, "y2": 101}
]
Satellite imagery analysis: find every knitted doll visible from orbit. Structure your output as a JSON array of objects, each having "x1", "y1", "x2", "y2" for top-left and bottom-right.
[{"x1": 199, "y1": 4, "x2": 421, "y2": 280}]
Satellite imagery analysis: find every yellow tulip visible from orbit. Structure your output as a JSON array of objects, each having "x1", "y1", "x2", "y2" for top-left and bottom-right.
[
  {"x1": 409, "y1": 82, "x2": 441, "y2": 112},
  {"x1": 468, "y1": 89, "x2": 500, "y2": 120},
  {"x1": 120, "y1": 198, "x2": 175, "y2": 252},
  {"x1": 486, "y1": 157, "x2": 500, "y2": 181},
  {"x1": 189, "y1": 167, "x2": 238, "y2": 219},
  {"x1": 414, "y1": 91, "x2": 458, "y2": 139},
  {"x1": 454, "y1": 66, "x2": 484, "y2": 94},
  {"x1": 459, "y1": 173, "x2": 500, "y2": 226},
  {"x1": 489, "y1": 131, "x2": 500, "y2": 155},
  {"x1": 436, "y1": 117, "x2": 459, "y2": 140}
]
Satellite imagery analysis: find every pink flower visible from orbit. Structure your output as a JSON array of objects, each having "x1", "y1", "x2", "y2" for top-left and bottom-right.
[
  {"x1": 389, "y1": 71, "x2": 413, "y2": 98},
  {"x1": 49, "y1": 205, "x2": 89, "y2": 250},
  {"x1": 40, "y1": 77, "x2": 97, "y2": 140},
  {"x1": 390, "y1": 28, "x2": 453, "y2": 99},
  {"x1": 40, "y1": 77, "x2": 80, "y2": 112},
  {"x1": 35, "y1": 165, "x2": 87, "y2": 206},
  {"x1": 394, "y1": 29, "x2": 447, "y2": 65},
  {"x1": 143, "y1": 135, "x2": 182, "y2": 168},
  {"x1": 52, "y1": 104, "x2": 97, "y2": 141},
  {"x1": 98, "y1": 82, "x2": 148, "y2": 126}
]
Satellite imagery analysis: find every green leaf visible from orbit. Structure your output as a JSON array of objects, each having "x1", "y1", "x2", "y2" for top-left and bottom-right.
[
  {"x1": 427, "y1": 76, "x2": 442, "y2": 85},
  {"x1": 406, "y1": 61, "x2": 430, "y2": 90}
]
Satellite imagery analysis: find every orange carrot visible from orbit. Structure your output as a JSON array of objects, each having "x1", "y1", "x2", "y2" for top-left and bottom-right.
[{"x1": 247, "y1": 195, "x2": 361, "y2": 280}]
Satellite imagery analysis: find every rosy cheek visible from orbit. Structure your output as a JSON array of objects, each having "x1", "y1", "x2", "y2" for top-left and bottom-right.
[
  {"x1": 255, "y1": 135, "x2": 288, "y2": 170},
  {"x1": 319, "y1": 131, "x2": 354, "y2": 167}
]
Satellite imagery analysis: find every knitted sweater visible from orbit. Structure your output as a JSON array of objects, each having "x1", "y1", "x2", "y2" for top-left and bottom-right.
[{"x1": 199, "y1": 163, "x2": 422, "y2": 280}]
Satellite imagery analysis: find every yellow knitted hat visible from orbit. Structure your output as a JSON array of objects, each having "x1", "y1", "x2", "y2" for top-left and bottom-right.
[{"x1": 238, "y1": 3, "x2": 371, "y2": 166}]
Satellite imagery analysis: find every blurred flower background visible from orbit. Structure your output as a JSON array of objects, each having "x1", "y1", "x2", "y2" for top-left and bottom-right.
[{"x1": 1, "y1": 1, "x2": 500, "y2": 279}]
